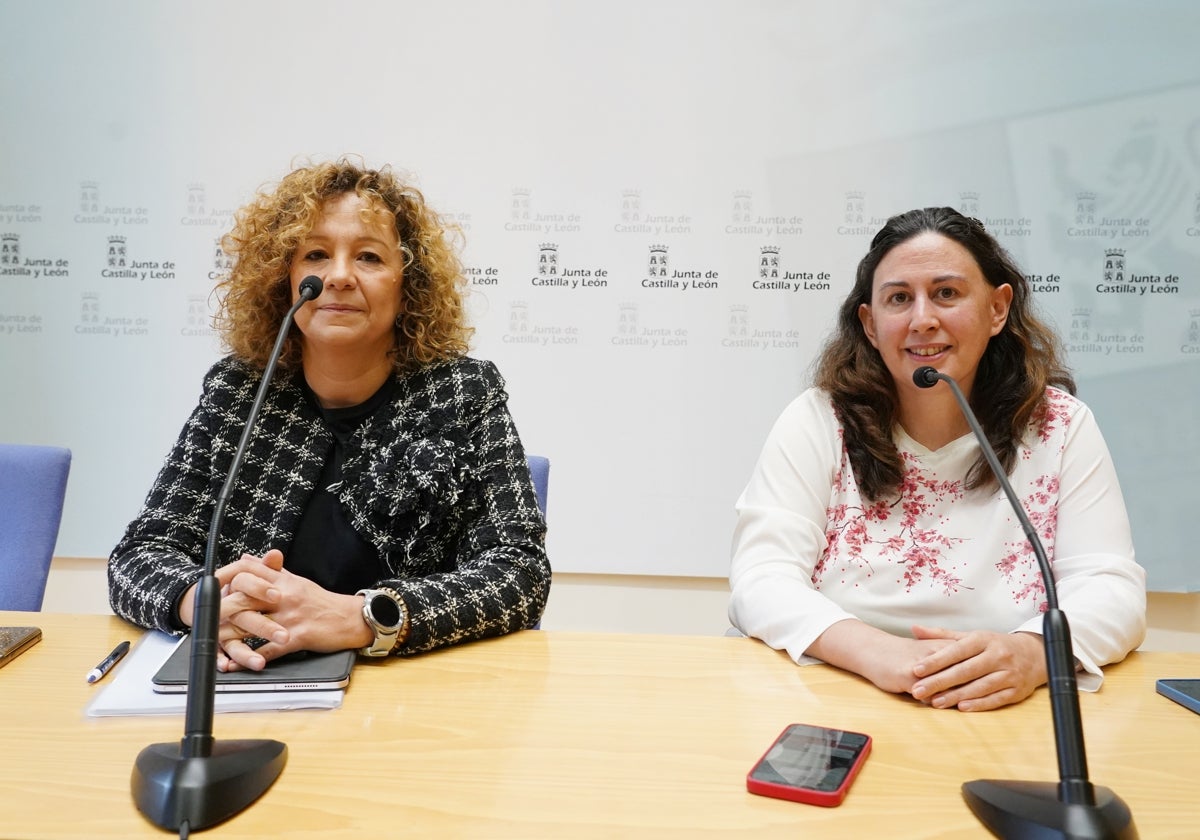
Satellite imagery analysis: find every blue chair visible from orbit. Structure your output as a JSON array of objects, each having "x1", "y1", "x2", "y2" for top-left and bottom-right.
[
  {"x1": 525, "y1": 455, "x2": 549, "y2": 630},
  {"x1": 0, "y1": 444, "x2": 72, "y2": 611},
  {"x1": 526, "y1": 455, "x2": 550, "y2": 517}
]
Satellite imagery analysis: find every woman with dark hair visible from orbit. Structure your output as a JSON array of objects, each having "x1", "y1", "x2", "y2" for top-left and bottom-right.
[
  {"x1": 109, "y1": 158, "x2": 550, "y2": 670},
  {"x1": 729, "y1": 207, "x2": 1144, "y2": 711}
]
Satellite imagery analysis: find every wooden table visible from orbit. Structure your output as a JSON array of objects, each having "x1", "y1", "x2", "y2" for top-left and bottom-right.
[{"x1": 1, "y1": 611, "x2": 1197, "y2": 838}]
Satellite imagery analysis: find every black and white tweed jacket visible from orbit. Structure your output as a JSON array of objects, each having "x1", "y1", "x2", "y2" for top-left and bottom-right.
[{"x1": 108, "y1": 355, "x2": 550, "y2": 654}]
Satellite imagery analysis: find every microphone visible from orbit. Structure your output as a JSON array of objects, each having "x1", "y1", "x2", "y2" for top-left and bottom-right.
[
  {"x1": 132, "y1": 275, "x2": 323, "y2": 833},
  {"x1": 912, "y1": 366, "x2": 1134, "y2": 839},
  {"x1": 297, "y1": 274, "x2": 322, "y2": 301}
]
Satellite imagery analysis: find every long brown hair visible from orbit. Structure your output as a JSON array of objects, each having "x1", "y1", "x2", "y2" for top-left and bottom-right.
[{"x1": 813, "y1": 207, "x2": 1074, "y2": 501}]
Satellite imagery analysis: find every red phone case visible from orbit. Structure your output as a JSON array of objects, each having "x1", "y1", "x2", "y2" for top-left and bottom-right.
[{"x1": 746, "y1": 723, "x2": 872, "y2": 807}]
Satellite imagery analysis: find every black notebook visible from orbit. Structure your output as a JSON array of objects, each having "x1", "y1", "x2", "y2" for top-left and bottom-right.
[{"x1": 151, "y1": 635, "x2": 355, "y2": 694}]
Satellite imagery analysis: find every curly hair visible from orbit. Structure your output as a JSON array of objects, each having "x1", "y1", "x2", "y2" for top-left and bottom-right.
[
  {"x1": 214, "y1": 158, "x2": 472, "y2": 373},
  {"x1": 813, "y1": 206, "x2": 1075, "y2": 501}
]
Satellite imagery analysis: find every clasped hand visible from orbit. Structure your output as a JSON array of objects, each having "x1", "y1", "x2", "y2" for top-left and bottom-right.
[
  {"x1": 179, "y1": 549, "x2": 371, "y2": 672},
  {"x1": 900, "y1": 625, "x2": 1047, "y2": 712},
  {"x1": 208, "y1": 549, "x2": 291, "y2": 672}
]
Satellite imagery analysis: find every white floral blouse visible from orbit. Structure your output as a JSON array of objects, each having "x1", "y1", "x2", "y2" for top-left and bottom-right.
[{"x1": 729, "y1": 387, "x2": 1145, "y2": 687}]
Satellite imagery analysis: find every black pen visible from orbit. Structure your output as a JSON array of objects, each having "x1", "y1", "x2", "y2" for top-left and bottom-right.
[{"x1": 86, "y1": 640, "x2": 131, "y2": 684}]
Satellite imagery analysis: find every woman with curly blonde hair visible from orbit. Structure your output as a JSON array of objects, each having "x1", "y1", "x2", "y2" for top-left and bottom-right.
[
  {"x1": 110, "y1": 158, "x2": 549, "y2": 669},
  {"x1": 216, "y1": 159, "x2": 472, "y2": 374},
  {"x1": 730, "y1": 206, "x2": 1144, "y2": 712}
]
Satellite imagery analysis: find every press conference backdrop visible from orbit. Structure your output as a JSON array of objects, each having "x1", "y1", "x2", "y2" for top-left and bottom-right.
[{"x1": 1, "y1": 1, "x2": 1197, "y2": 589}]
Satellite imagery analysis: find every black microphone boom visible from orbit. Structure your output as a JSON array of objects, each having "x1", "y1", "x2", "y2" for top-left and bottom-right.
[
  {"x1": 911, "y1": 366, "x2": 1135, "y2": 839},
  {"x1": 132, "y1": 276, "x2": 323, "y2": 833}
]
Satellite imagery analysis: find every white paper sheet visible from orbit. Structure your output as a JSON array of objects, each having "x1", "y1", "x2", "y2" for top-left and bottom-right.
[{"x1": 84, "y1": 631, "x2": 344, "y2": 717}]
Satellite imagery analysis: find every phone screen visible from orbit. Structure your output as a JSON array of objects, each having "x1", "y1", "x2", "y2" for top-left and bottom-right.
[{"x1": 749, "y1": 724, "x2": 870, "y2": 792}]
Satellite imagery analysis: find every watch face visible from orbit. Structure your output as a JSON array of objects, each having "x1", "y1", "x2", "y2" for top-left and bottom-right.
[{"x1": 369, "y1": 593, "x2": 401, "y2": 628}]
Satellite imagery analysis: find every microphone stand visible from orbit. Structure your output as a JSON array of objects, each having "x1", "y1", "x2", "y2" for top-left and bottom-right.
[
  {"x1": 912, "y1": 366, "x2": 1135, "y2": 839},
  {"x1": 132, "y1": 277, "x2": 323, "y2": 834}
]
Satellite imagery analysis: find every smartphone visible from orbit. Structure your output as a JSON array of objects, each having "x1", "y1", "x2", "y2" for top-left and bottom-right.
[
  {"x1": 0, "y1": 626, "x2": 42, "y2": 669},
  {"x1": 746, "y1": 723, "x2": 872, "y2": 807},
  {"x1": 1156, "y1": 679, "x2": 1200, "y2": 716}
]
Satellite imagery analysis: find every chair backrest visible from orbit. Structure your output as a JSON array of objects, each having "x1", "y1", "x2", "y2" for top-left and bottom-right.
[
  {"x1": 526, "y1": 455, "x2": 550, "y2": 517},
  {"x1": 0, "y1": 444, "x2": 72, "y2": 611},
  {"x1": 524, "y1": 455, "x2": 549, "y2": 631}
]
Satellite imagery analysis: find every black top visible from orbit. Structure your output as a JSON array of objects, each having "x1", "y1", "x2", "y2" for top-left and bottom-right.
[{"x1": 286, "y1": 376, "x2": 400, "y2": 594}]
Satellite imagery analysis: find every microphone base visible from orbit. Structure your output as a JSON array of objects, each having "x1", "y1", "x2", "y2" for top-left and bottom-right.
[
  {"x1": 963, "y1": 779, "x2": 1137, "y2": 839},
  {"x1": 132, "y1": 738, "x2": 287, "y2": 832}
]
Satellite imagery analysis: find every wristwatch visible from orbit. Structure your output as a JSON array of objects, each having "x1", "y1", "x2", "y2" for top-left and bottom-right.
[{"x1": 356, "y1": 587, "x2": 407, "y2": 657}]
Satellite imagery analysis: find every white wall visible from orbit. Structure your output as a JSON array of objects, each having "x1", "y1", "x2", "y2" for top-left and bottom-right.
[{"x1": 3, "y1": 0, "x2": 1199, "y2": 591}]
